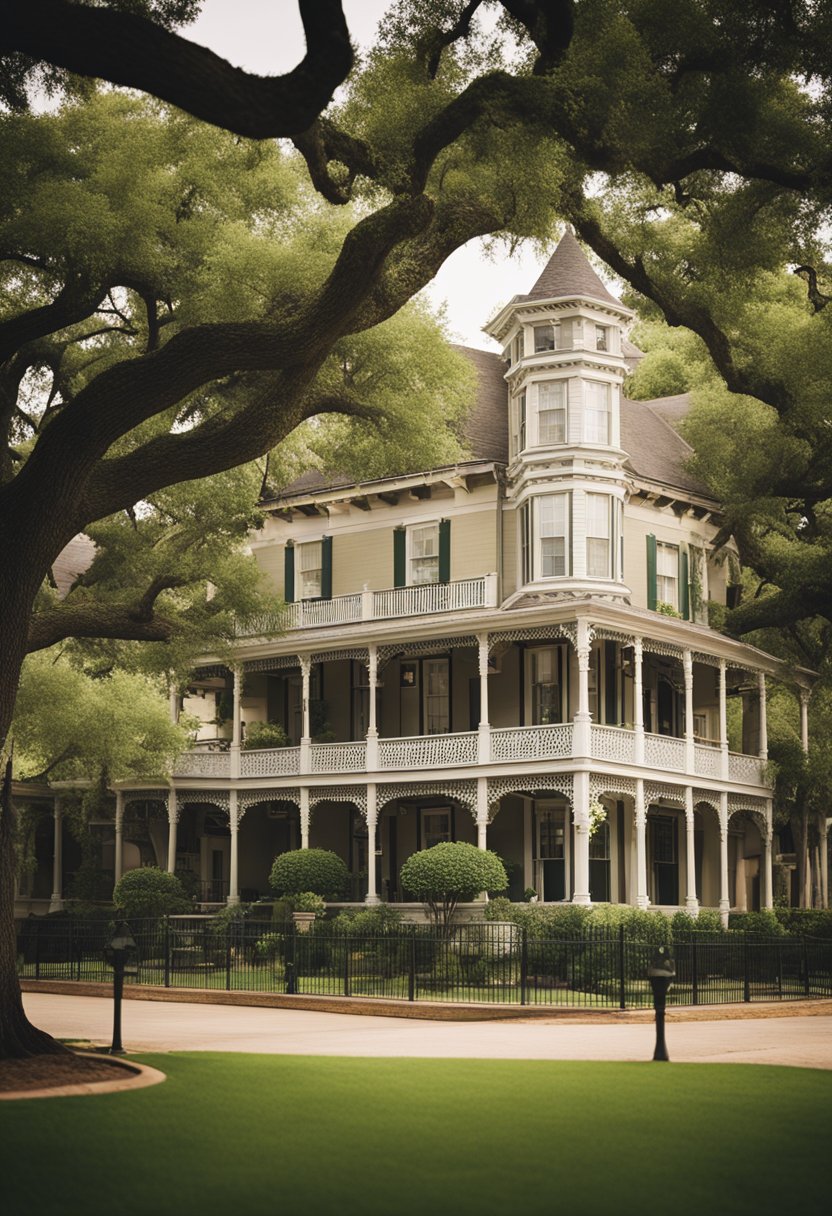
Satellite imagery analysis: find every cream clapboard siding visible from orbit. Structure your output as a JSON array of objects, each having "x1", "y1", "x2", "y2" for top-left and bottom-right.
[
  {"x1": 253, "y1": 543, "x2": 284, "y2": 598},
  {"x1": 450, "y1": 509, "x2": 497, "y2": 581},
  {"x1": 332, "y1": 530, "x2": 392, "y2": 596}
]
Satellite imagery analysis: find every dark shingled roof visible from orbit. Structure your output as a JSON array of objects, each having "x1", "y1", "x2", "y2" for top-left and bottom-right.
[
  {"x1": 452, "y1": 344, "x2": 508, "y2": 462},
  {"x1": 523, "y1": 230, "x2": 623, "y2": 308}
]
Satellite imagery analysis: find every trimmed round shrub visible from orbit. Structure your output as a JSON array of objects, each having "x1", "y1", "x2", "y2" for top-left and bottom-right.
[
  {"x1": 269, "y1": 848, "x2": 348, "y2": 898},
  {"x1": 113, "y1": 866, "x2": 191, "y2": 919},
  {"x1": 400, "y1": 843, "x2": 508, "y2": 931},
  {"x1": 243, "y1": 721, "x2": 290, "y2": 750}
]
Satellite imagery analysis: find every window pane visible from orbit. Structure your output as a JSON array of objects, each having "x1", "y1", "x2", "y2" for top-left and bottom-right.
[
  {"x1": 595, "y1": 325, "x2": 608, "y2": 351},
  {"x1": 299, "y1": 542, "x2": 322, "y2": 571},
  {"x1": 534, "y1": 324, "x2": 556, "y2": 352},
  {"x1": 539, "y1": 495, "x2": 566, "y2": 536},
  {"x1": 656, "y1": 543, "x2": 678, "y2": 607},
  {"x1": 585, "y1": 381, "x2": 610, "y2": 443},
  {"x1": 586, "y1": 494, "x2": 610, "y2": 538},
  {"x1": 587, "y1": 537, "x2": 610, "y2": 577},
  {"x1": 539, "y1": 410, "x2": 565, "y2": 444},
  {"x1": 538, "y1": 381, "x2": 565, "y2": 408},
  {"x1": 541, "y1": 537, "x2": 566, "y2": 577},
  {"x1": 298, "y1": 542, "x2": 322, "y2": 598}
]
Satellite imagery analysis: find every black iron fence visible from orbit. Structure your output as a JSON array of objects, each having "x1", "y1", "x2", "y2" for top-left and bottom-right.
[{"x1": 16, "y1": 917, "x2": 832, "y2": 1008}]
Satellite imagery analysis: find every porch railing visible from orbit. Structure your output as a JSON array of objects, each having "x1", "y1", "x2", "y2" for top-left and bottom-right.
[
  {"x1": 311, "y1": 741, "x2": 367, "y2": 773},
  {"x1": 644, "y1": 732, "x2": 686, "y2": 771},
  {"x1": 729, "y1": 752, "x2": 766, "y2": 785},
  {"x1": 240, "y1": 747, "x2": 300, "y2": 778},
  {"x1": 378, "y1": 731, "x2": 479, "y2": 769},
  {"x1": 491, "y1": 723, "x2": 573, "y2": 761},
  {"x1": 236, "y1": 574, "x2": 498, "y2": 636},
  {"x1": 171, "y1": 750, "x2": 231, "y2": 779},
  {"x1": 590, "y1": 725, "x2": 635, "y2": 765},
  {"x1": 694, "y1": 743, "x2": 721, "y2": 778}
]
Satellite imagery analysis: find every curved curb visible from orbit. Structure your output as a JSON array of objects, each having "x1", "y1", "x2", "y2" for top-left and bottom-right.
[{"x1": 0, "y1": 1053, "x2": 166, "y2": 1101}]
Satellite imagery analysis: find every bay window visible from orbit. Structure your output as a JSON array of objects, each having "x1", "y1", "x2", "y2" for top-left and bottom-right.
[
  {"x1": 536, "y1": 380, "x2": 566, "y2": 444},
  {"x1": 534, "y1": 322, "x2": 560, "y2": 352},
  {"x1": 585, "y1": 380, "x2": 611, "y2": 443},
  {"x1": 538, "y1": 494, "x2": 569, "y2": 578},
  {"x1": 586, "y1": 493, "x2": 612, "y2": 578}
]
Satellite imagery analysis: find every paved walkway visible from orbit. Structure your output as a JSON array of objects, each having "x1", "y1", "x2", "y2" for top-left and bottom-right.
[{"x1": 22, "y1": 992, "x2": 832, "y2": 1069}]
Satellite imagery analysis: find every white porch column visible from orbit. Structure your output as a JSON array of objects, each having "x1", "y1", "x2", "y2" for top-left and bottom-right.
[
  {"x1": 800, "y1": 689, "x2": 810, "y2": 754},
  {"x1": 365, "y1": 784, "x2": 379, "y2": 904},
  {"x1": 227, "y1": 790, "x2": 240, "y2": 905},
  {"x1": 634, "y1": 778, "x2": 648, "y2": 909},
  {"x1": 366, "y1": 645, "x2": 379, "y2": 770},
  {"x1": 230, "y1": 666, "x2": 242, "y2": 779},
  {"x1": 719, "y1": 790, "x2": 730, "y2": 927},
  {"x1": 684, "y1": 785, "x2": 698, "y2": 914},
  {"x1": 572, "y1": 770, "x2": 591, "y2": 905},
  {"x1": 757, "y1": 671, "x2": 768, "y2": 761},
  {"x1": 573, "y1": 620, "x2": 592, "y2": 758},
  {"x1": 683, "y1": 650, "x2": 695, "y2": 775},
  {"x1": 48, "y1": 797, "x2": 64, "y2": 913},
  {"x1": 762, "y1": 798, "x2": 773, "y2": 911},
  {"x1": 719, "y1": 659, "x2": 729, "y2": 780},
  {"x1": 476, "y1": 776, "x2": 489, "y2": 851},
  {"x1": 114, "y1": 790, "x2": 124, "y2": 885},
  {"x1": 167, "y1": 789, "x2": 178, "y2": 874},
  {"x1": 300, "y1": 657, "x2": 312, "y2": 773},
  {"x1": 633, "y1": 638, "x2": 645, "y2": 765},
  {"x1": 477, "y1": 633, "x2": 491, "y2": 764},
  {"x1": 300, "y1": 787, "x2": 310, "y2": 849}
]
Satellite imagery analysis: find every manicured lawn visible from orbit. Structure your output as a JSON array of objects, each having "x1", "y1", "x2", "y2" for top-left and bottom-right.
[{"x1": 3, "y1": 1054, "x2": 830, "y2": 1216}]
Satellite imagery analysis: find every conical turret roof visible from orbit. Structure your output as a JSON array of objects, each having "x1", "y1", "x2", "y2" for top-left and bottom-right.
[{"x1": 524, "y1": 229, "x2": 622, "y2": 307}]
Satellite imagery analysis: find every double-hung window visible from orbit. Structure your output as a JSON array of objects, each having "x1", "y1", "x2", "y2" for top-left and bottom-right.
[
  {"x1": 656, "y1": 542, "x2": 679, "y2": 608},
  {"x1": 586, "y1": 494, "x2": 612, "y2": 578},
  {"x1": 530, "y1": 647, "x2": 565, "y2": 724},
  {"x1": 537, "y1": 381, "x2": 566, "y2": 444},
  {"x1": 534, "y1": 323, "x2": 560, "y2": 352},
  {"x1": 409, "y1": 523, "x2": 440, "y2": 585},
  {"x1": 297, "y1": 541, "x2": 322, "y2": 599},
  {"x1": 585, "y1": 380, "x2": 611, "y2": 443},
  {"x1": 538, "y1": 494, "x2": 568, "y2": 578},
  {"x1": 513, "y1": 390, "x2": 527, "y2": 455}
]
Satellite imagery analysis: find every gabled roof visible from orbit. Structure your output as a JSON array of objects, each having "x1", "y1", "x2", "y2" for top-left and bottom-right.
[{"x1": 523, "y1": 230, "x2": 623, "y2": 308}]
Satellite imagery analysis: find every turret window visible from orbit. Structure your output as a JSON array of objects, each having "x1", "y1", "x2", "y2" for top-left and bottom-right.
[
  {"x1": 534, "y1": 322, "x2": 560, "y2": 352},
  {"x1": 585, "y1": 380, "x2": 611, "y2": 443},
  {"x1": 537, "y1": 381, "x2": 566, "y2": 444},
  {"x1": 595, "y1": 325, "x2": 608, "y2": 352},
  {"x1": 538, "y1": 494, "x2": 569, "y2": 577},
  {"x1": 586, "y1": 494, "x2": 612, "y2": 578}
]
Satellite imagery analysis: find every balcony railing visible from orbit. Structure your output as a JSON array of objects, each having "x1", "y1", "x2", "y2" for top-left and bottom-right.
[
  {"x1": 491, "y1": 723, "x2": 572, "y2": 761},
  {"x1": 169, "y1": 726, "x2": 770, "y2": 786},
  {"x1": 378, "y1": 732, "x2": 479, "y2": 770},
  {"x1": 236, "y1": 574, "x2": 499, "y2": 637}
]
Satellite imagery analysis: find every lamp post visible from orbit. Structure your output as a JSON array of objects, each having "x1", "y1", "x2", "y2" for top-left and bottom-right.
[
  {"x1": 647, "y1": 946, "x2": 675, "y2": 1062},
  {"x1": 104, "y1": 920, "x2": 138, "y2": 1055}
]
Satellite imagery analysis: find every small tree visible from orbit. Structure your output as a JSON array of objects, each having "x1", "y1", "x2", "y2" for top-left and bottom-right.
[
  {"x1": 113, "y1": 866, "x2": 191, "y2": 919},
  {"x1": 269, "y1": 849, "x2": 348, "y2": 899},
  {"x1": 400, "y1": 843, "x2": 508, "y2": 933}
]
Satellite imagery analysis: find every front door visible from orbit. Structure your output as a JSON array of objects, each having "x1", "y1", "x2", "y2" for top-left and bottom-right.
[{"x1": 536, "y1": 804, "x2": 567, "y2": 901}]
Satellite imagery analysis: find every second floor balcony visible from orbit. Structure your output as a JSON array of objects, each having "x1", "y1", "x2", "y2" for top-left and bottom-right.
[{"x1": 171, "y1": 722, "x2": 768, "y2": 787}]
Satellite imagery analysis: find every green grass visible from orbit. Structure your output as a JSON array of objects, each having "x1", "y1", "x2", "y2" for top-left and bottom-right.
[{"x1": 3, "y1": 1054, "x2": 831, "y2": 1216}]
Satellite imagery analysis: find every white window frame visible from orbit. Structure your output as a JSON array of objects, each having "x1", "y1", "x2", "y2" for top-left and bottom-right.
[
  {"x1": 585, "y1": 380, "x2": 611, "y2": 444},
  {"x1": 527, "y1": 647, "x2": 567, "y2": 726},
  {"x1": 512, "y1": 390, "x2": 527, "y2": 456},
  {"x1": 595, "y1": 324, "x2": 608, "y2": 352},
  {"x1": 296, "y1": 540, "x2": 323, "y2": 599},
  {"x1": 407, "y1": 522, "x2": 440, "y2": 586},
  {"x1": 585, "y1": 493, "x2": 612, "y2": 579},
  {"x1": 533, "y1": 322, "x2": 560, "y2": 353},
  {"x1": 536, "y1": 494, "x2": 570, "y2": 579},
  {"x1": 657, "y1": 541, "x2": 679, "y2": 609},
  {"x1": 536, "y1": 380, "x2": 567, "y2": 445},
  {"x1": 423, "y1": 658, "x2": 450, "y2": 735}
]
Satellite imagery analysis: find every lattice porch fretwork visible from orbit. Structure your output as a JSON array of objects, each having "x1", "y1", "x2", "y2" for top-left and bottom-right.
[
  {"x1": 644, "y1": 781, "x2": 686, "y2": 806},
  {"x1": 311, "y1": 647, "x2": 370, "y2": 665},
  {"x1": 310, "y1": 786, "x2": 368, "y2": 814},
  {"x1": 242, "y1": 655, "x2": 300, "y2": 674},
  {"x1": 642, "y1": 639, "x2": 683, "y2": 660},
  {"x1": 122, "y1": 789, "x2": 168, "y2": 809},
  {"x1": 237, "y1": 790, "x2": 300, "y2": 818},
  {"x1": 487, "y1": 774, "x2": 573, "y2": 811},
  {"x1": 378, "y1": 636, "x2": 477, "y2": 663},
  {"x1": 489, "y1": 622, "x2": 578, "y2": 650},
  {"x1": 378, "y1": 780, "x2": 477, "y2": 814},
  {"x1": 590, "y1": 776, "x2": 636, "y2": 801},
  {"x1": 175, "y1": 789, "x2": 230, "y2": 820}
]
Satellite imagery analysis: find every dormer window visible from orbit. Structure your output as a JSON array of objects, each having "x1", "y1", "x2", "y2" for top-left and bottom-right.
[
  {"x1": 595, "y1": 325, "x2": 608, "y2": 352},
  {"x1": 585, "y1": 380, "x2": 611, "y2": 443},
  {"x1": 537, "y1": 381, "x2": 566, "y2": 444},
  {"x1": 534, "y1": 323, "x2": 560, "y2": 353}
]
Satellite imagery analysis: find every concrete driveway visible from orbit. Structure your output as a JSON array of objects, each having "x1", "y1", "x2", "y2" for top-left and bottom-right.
[{"x1": 22, "y1": 992, "x2": 832, "y2": 1069}]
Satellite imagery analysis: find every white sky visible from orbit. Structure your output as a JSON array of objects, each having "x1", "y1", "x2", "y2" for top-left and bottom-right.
[{"x1": 186, "y1": 0, "x2": 552, "y2": 349}]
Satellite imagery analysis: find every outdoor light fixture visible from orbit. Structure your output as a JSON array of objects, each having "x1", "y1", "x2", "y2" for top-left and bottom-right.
[
  {"x1": 104, "y1": 920, "x2": 138, "y2": 1055},
  {"x1": 647, "y1": 946, "x2": 675, "y2": 1062}
]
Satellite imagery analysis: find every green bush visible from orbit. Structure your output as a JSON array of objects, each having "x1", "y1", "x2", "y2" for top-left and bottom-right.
[
  {"x1": 243, "y1": 721, "x2": 290, "y2": 750},
  {"x1": 400, "y1": 843, "x2": 508, "y2": 931},
  {"x1": 585, "y1": 904, "x2": 672, "y2": 945},
  {"x1": 291, "y1": 891, "x2": 326, "y2": 916},
  {"x1": 774, "y1": 907, "x2": 832, "y2": 938},
  {"x1": 269, "y1": 848, "x2": 348, "y2": 898},
  {"x1": 333, "y1": 904, "x2": 404, "y2": 934},
  {"x1": 728, "y1": 910, "x2": 786, "y2": 937},
  {"x1": 113, "y1": 866, "x2": 191, "y2": 919}
]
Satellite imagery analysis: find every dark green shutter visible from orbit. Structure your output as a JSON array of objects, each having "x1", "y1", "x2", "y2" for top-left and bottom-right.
[
  {"x1": 321, "y1": 535, "x2": 332, "y2": 601},
  {"x1": 438, "y1": 519, "x2": 451, "y2": 584},
  {"x1": 646, "y1": 534, "x2": 657, "y2": 610},
  {"x1": 284, "y1": 543, "x2": 295, "y2": 603},
  {"x1": 393, "y1": 528, "x2": 406, "y2": 587},
  {"x1": 679, "y1": 546, "x2": 690, "y2": 620}
]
